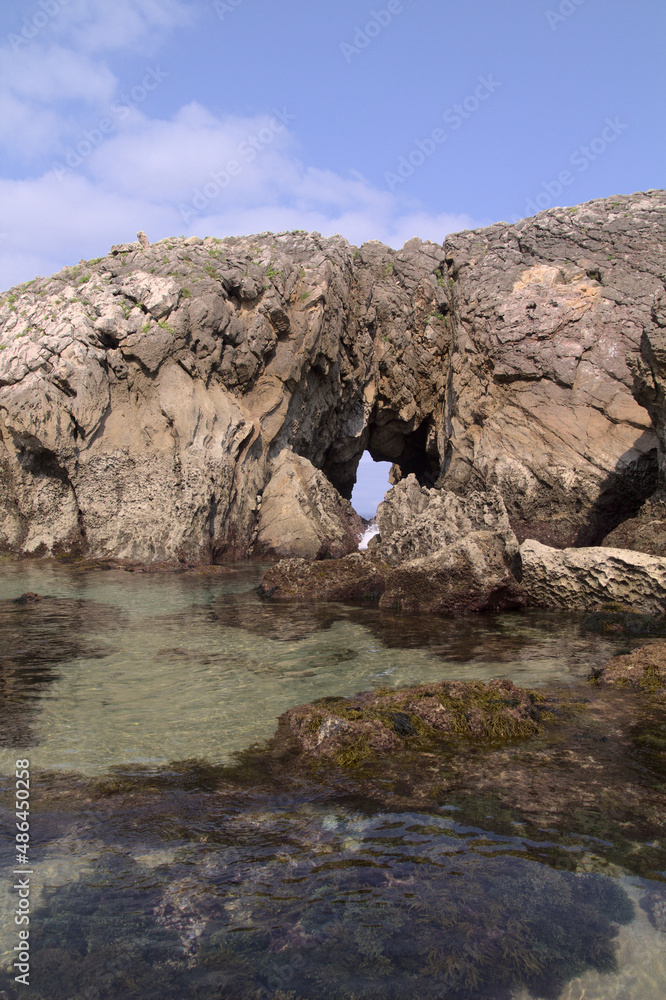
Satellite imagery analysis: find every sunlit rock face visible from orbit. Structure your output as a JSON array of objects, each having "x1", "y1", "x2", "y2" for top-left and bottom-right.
[
  {"x1": 440, "y1": 190, "x2": 664, "y2": 548},
  {"x1": 0, "y1": 190, "x2": 664, "y2": 564}
]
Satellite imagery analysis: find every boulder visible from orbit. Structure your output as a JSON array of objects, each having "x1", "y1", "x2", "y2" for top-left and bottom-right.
[
  {"x1": 601, "y1": 492, "x2": 666, "y2": 556},
  {"x1": 520, "y1": 539, "x2": 666, "y2": 614},
  {"x1": 254, "y1": 451, "x2": 363, "y2": 559},
  {"x1": 260, "y1": 553, "x2": 390, "y2": 603},
  {"x1": 379, "y1": 531, "x2": 525, "y2": 614},
  {"x1": 284, "y1": 677, "x2": 542, "y2": 762},
  {"x1": 589, "y1": 641, "x2": 666, "y2": 698},
  {"x1": 375, "y1": 474, "x2": 518, "y2": 564},
  {"x1": 261, "y1": 481, "x2": 525, "y2": 614}
]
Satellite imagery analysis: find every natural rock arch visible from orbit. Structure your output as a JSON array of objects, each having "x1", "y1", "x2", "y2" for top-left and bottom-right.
[{"x1": 0, "y1": 190, "x2": 664, "y2": 564}]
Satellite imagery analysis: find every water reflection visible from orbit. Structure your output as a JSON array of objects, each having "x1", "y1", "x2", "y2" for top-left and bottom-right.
[
  {"x1": 0, "y1": 563, "x2": 656, "y2": 774},
  {"x1": 0, "y1": 562, "x2": 663, "y2": 998}
]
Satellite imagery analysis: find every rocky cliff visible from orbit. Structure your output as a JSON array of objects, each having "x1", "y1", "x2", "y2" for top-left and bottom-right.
[{"x1": 0, "y1": 189, "x2": 664, "y2": 564}]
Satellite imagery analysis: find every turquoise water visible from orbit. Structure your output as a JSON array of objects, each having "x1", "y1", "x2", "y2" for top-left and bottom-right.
[{"x1": 0, "y1": 562, "x2": 664, "y2": 999}]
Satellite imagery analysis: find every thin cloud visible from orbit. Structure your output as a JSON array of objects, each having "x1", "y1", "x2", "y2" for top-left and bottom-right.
[{"x1": 49, "y1": 0, "x2": 195, "y2": 54}]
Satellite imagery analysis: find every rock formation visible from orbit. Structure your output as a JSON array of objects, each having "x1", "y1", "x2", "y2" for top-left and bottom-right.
[
  {"x1": 0, "y1": 190, "x2": 664, "y2": 565},
  {"x1": 520, "y1": 539, "x2": 666, "y2": 614},
  {"x1": 261, "y1": 474, "x2": 525, "y2": 613},
  {"x1": 590, "y1": 640, "x2": 666, "y2": 697}
]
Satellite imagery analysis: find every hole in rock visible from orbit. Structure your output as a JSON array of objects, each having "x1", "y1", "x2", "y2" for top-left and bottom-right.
[{"x1": 351, "y1": 452, "x2": 392, "y2": 521}]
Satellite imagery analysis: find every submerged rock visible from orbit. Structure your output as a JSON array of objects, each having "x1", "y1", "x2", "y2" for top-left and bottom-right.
[{"x1": 284, "y1": 677, "x2": 542, "y2": 764}]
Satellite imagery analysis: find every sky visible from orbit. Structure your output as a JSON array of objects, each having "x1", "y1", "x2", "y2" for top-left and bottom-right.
[{"x1": 1, "y1": 0, "x2": 664, "y2": 513}]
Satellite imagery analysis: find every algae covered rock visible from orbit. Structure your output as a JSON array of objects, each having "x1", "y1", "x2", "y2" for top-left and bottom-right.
[
  {"x1": 589, "y1": 640, "x2": 666, "y2": 697},
  {"x1": 260, "y1": 552, "x2": 391, "y2": 602},
  {"x1": 284, "y1": 677, "x2": 542, "y2": 764}
]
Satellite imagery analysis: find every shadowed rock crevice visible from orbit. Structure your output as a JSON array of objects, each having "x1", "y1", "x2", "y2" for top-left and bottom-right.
[{"x1": 577, "y1": 442, "x2": 659, "y2": 545}]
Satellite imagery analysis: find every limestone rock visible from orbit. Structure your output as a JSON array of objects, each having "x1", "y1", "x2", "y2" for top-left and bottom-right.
[
  {"x1": 520, "y1": 539, "x2": 666, "y2": 614},
  {"x1": 379, "y1": 531, "x2": 525, "y2": 614},
  {"x1": 0, "y1": 232, "x2": 448, "y2": 562},
  {"x1": 260, "y1": 553, "x2": 390, "y2": 603},
  {"x1": 376, "y1": 473, "x2": 518, "y2": 565},
  {"x1": 441, "y1": 191, "x2": 664, "y2": 547},
  {"x1": 260, "y1": 526, "x2": 525, "y2": 615},
  {"x1": 254, "y1": 451, "x2": 363, "y2": 559},
  {"x1": 601, "y1": 492, "x2": 666, "y2": 556},
  {"x1": 0, "y1": 191, "x2": 664, "y2": 565},
  {"x1": 284, "y1": 678, "x2": 542, "y2": 761}
]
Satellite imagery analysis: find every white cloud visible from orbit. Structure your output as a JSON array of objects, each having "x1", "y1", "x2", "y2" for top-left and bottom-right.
[
  {"x1": 1, "y1": 45, "x2": 116, "y2": 104},
  {"x1": 48, "y1": 0, "x2": 194, "y2": 54},
  {"x1": 0, "y1": 104, "x2": 482, "y2": 291},
  {"x1": 0, "y1": 92, "x2": 63, "y2": 157}
]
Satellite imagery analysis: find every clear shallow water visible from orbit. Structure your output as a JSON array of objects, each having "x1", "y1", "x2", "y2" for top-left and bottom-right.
[
  {"x1": 0, "y1": 561, "x2": 664, "y2": 999},
  {"x1": 0, "y1": 561, "x2": 645, "y2": 775}
]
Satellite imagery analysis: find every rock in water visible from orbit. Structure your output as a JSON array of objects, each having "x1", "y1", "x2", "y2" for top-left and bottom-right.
[
  {"x1": 261, "y1": 479, "x2": 525, "y2": 614},
  {"x1": 520, "y1": 539, "x2": 666, "y2": 614},
  {"x1": 0, "y1": 191, "x2": 664, "y2": 565},
  {"x1": 254, "y1": 451, "x2": 363, "y2": 559}
]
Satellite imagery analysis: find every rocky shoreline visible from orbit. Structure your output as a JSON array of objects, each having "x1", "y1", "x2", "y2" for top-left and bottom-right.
[{"x1": 0, "y1": 191, "x2": 665, "y2": 614}]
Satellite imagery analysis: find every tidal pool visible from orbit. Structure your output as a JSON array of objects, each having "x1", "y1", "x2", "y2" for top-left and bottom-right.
[{"x1": 0, "y1": 561, "x2": 664, "y2": 999}]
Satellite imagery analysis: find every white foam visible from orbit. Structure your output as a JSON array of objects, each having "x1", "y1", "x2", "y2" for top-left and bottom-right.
[{"x1": 358, "y1": 524, "x2": 379, "y2": 550}]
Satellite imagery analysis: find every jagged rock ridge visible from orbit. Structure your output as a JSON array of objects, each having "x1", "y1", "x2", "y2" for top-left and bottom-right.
[{"x1": 0, "y1": 189, "x2": 664, "y2": 564}]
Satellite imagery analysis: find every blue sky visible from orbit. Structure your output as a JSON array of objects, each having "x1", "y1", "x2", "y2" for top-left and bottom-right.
[{"x1": 1, "y1": 0, "x2": 664, "y2": 512}]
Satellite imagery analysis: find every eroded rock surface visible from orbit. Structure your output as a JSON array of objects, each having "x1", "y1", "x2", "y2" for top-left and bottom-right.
[
  {"x1": 0, "y1": 233, "x2": 447, "y2": 562},
  {"x1": 0, "y1": 190, "x2": 664, "y2": 563},
  {"x1": 374, "y1": 473, "x2": 518, "y2": 564},
  {"x1": 520, "y1": 539, "x2": 666, "y2": 614},
  {"x1": 260, "y1": 478, "x2": 525, "y2": 614},
  {"x1": 254, "y1": 450, "x2": 363, "y2": 559},
  {"x1": 601, "y1": 492, "x2": 666, "y2": 556},
  {"x1": 441, "y1": 191, "x2": 664, "y2": 546}
]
